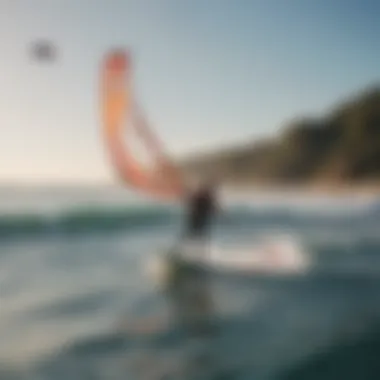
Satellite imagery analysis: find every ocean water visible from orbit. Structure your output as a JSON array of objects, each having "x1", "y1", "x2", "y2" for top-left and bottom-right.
[{"x1": 0, "y1": 186, "x2": 380, "y2": 380}]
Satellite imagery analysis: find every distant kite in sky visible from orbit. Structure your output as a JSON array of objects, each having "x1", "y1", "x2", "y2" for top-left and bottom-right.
[{"x1": 31, "y1": 40, "x2": 57, "y2": 62}]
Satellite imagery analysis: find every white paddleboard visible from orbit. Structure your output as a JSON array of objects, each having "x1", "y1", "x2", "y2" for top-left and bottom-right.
[{"x1": 145, "y1": 236, "x2": 311, "y2": 287}]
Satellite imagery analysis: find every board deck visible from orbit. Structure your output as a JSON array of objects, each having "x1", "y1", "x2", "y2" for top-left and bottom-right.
[{"x1": 145, "y1": 237, "x2": 311, "y2": 287}]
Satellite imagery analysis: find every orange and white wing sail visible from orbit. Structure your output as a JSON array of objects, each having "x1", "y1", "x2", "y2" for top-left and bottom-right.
[{"x1": 100, "y1": 50, "x2": 184, "y2": 200}]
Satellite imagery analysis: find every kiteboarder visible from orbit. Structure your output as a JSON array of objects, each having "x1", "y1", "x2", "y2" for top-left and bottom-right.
[{"x1": 182, "y1": 179, "x2": 218, "y2": 243}]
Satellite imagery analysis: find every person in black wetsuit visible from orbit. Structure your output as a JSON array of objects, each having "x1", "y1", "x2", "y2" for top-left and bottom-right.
[
  {"x1": 182, "y1": 180, "x2": 218, "y2": 242},
  {"x1": 176, "y1": 180, "x2": 218, "y2": 338}
]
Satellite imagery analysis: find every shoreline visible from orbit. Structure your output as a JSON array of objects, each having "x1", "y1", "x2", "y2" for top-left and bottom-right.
[
  {"x1": 0, "y1": 181, "x2": 379, "y2": 199},
  {"x1": 223, "y1": 181, "x2": 380, "y2": 199}
]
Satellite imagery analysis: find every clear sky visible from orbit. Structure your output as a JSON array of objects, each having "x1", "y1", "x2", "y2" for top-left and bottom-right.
[{"x1": 1, "y1": 0, "x2": 380, "y2": 183}]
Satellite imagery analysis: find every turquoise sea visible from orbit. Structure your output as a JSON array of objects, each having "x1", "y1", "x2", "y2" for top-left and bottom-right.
[{"x1": 0, "y1": 185, "x2": 380, "y2": 380}]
